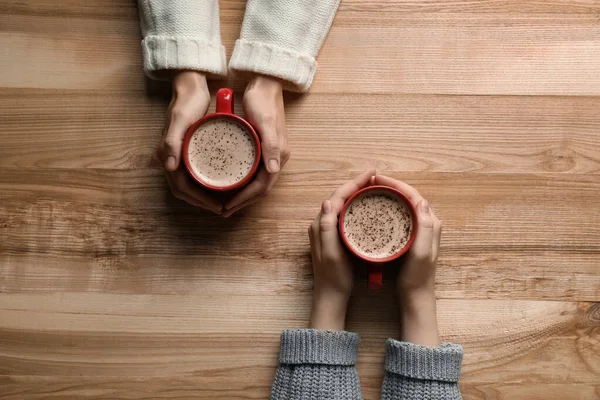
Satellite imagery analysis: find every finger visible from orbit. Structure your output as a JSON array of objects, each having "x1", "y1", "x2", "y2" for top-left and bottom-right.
[
  {"x1": 374, "y1": 175, "x2": 423, "y2": 205},
  {"x1": 408, "y1": 199, "x2": 435, "y2": 261},
  {"x1": 308, "y1": 218, "x2": 321, "y2": 262},
  {"x1": 224, "y1": 168, "x2": 278, "y2": 212},
  {"x1": 172, "y1": 190, "x2": 220, "y2": 214},
  {"x1": 169, "y1": 169, "x2": 223, "y2": 214},
  {"x1": 431, "y1": 209, "x2": 442, "y2": 261},
  {"x1": 221, "y1": 196, "x2": 260, "y2": 218},
  {"x1": 311, "y1": 209, "x2": 322, "y2": 260},
  {"x1": 319, "y1": 200, "x2": 345, "y2": 262},
  {"x1": 166, "y1": 173, "x2": 212, "y2": 210},
  {"x1": 329, "y1": 168, "x2": 376, "y2": 213},
  {"x1": 256, "y1": 117, "x2": 281, "y2": 173},
  {"x1": 222, "y1": 178, "x2": 277, "y2": 217},
  {"x1": 163, "y1": 114, "x2": 193, "y2": 172},
  {"x1": 280, "y1": 135, "x2": 291, "y2": 167},
  {"x1": 157, "y1": 108, "x2": 173, "y2": 162}
]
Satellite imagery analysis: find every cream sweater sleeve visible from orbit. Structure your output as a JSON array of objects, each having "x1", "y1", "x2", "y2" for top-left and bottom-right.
[
  {"x1": 137, "y1": 0, "x2": 227, "y2": 79},
  {"x1": 229, "y1": 0, "x2": 341, "y2": 92}
]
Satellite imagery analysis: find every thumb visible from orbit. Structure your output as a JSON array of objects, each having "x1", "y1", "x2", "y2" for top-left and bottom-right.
[
  {"x1": 164, "y1": 118, "x2": 189, "y2": 171},
  {"x1": 319, "y1": 200, "x2": 344, "y2": 260},
  {"x1": 257, "y1": 121, "x2": 281, "y2": 174},
  {"x1": 164, "y1": 95, "x2": 209, "y2": 172},
  {"x1": 409, "y1": 199, "x2": 434, "y2": 259}
]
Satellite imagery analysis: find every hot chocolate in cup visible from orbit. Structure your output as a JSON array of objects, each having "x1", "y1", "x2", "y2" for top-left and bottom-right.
[
  {"x1": 183, "y1": 88, "x2": 261, "y2": 192},
  {"x1": 339, "y1": 185, "x2": 418, "y2": 289}
]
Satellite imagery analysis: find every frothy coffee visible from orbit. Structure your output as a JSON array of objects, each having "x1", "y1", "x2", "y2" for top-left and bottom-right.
[
  {"x1": 343, "y1": 191, "x2": 413, "y2": 259},
  {"x1": 187, "y1": 119, "x2": 257, "y2": 187}
]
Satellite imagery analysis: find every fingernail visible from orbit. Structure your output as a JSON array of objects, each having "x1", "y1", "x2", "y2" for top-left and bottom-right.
[
  {"x1": 322, "y1": 200, "x2": 332, "y2": 214},
  {"x1": 165, "y1": 156, "x2": 177, "y2": 171},
  {"x1": 420, "y1": 199, "x2": 430, "y2": 213},
  {"x1": 268, "y1": 159, "x2": 280, "y2": 173},
  {"x1": 370, "y1": 175, "x2": 376, "y2": 185}
]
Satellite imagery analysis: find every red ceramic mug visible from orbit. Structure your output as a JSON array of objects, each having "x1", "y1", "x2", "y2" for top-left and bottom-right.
[
  {"x1": 182, "y1": 88, "x2": 261, "y2": 192},
  {"x1": 338, "y1": 185, "x2": 419, "y2": 289}
]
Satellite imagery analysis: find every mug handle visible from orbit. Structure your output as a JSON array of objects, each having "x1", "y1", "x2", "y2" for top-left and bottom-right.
[
  {"x1": 367, "y1": 263, "x2": 383, "y2": 289},
  {"x1": 216, "y1": 88, "x2": 234, "y2": 114}
]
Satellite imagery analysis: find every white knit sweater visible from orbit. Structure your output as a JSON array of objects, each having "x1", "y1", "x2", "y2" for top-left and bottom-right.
[{"x1": 137, "y1": 0, "x2": 340, "y2": 92}]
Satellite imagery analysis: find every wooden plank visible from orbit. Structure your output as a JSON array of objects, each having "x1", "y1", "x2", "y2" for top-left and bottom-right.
[
  {"x1": 460, "y1": 384, "x2": 600, "y2": 400},
  {"x1": 1, "y1": 9, "x2": 599, "y2": 94},
  {"x1": 340, "y1": 0, "x2": 600, "y2": 14},
  {"x1": 0, "y1": 378, "x2": 598, "y2": 400},
  {"x1": 0, "y1": 1, "x2": 140, "y2": 19},
  {"x1": 1, "y1": 169, "x2": 599, "y2": 301},
  {"x1": 0, "y1": 91, "x2": 162, "y2": 169},
  {"x1": 3, "y1": 0, "x2": 600, "y2": 16},
  {"x1": 2, "y1": 252, "x2": 600, "y2": 302},
  {"x1": 317, "y1": 12, "x2": 600, "y2": 95},
  {"x1": 2, "y1": 91, "x2": 600, "y2": 173},
  {"x1": 0, "y1": 294, "x2": 598, "y2": 380}
]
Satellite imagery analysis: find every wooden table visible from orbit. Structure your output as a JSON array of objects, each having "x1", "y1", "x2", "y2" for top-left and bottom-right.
[{"x1": 1, "y1": 1, "x2": 599, "y2": 399}]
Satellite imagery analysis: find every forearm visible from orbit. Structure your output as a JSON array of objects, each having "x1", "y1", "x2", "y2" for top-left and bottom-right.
[
  {"x1": 400, "y1": 289, "x2": 441, "y2": 347},
  {"x1": 137, "y1": 0, "x2": 226, "y2": 79},
  {"x1": 230, "y1": 0, "x2": 341, "y2": 92},
  {"x1": 309, "y1": 290, "x2": 348, "y2": 331},
  {"x1": 270, "y1": 330, "x2": 363, "y2": 400}
]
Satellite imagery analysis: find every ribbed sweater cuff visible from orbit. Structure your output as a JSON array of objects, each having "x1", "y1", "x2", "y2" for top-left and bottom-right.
[
  {"x1": 141, "y1": 35, "x2": 227, "y2": 80},
  {"x1": 279, "y1": 329, "x2": 359, "y2": 365},
  {"x1": 229, "y1": 39, "x2": 317, "y2": 93},
  {"x1": 385, "y1": 340, "x2": 463, "y2": 382}
]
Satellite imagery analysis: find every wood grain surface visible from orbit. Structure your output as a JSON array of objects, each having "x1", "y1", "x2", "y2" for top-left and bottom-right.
[{"x1": 0, "y1": 0, "x2": 599, "y2": 399}]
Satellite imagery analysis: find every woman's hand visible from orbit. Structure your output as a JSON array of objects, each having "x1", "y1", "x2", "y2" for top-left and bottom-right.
[
  {"x1": 222, "y1": 75, "x2": 291, "y2": 218},
  {"x1": 308, "y1": 169, "x2": 376, "y2": 330},
  {"x1": 161, "y1": 71, "x2": 222, "y2": 214},
  {"x1": 374, "y1": 175, "x2": 442, "y2": 346}
]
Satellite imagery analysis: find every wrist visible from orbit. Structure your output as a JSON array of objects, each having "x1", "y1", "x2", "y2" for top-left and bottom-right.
[
  {"x1": 173, "y1": 70, "x2": 208, "y2": 95},
  {"x1": 248, "y1": 74, "x2": 283, "y2": 93},
  {"x1": 309, "y1": 290, "x2": 349, "y2": 331},
  {"x1": 398, "y1": 289, "x2": 440, "y2": 346},
  {"x1": 399, "y1": 288, "x2": 437, "y2": 312}
]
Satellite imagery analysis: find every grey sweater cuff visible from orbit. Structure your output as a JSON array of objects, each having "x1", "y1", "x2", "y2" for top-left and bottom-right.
[
  {"x1": 385, "y1": 340, "x2": 463, "y2": 382},
  {"x1": 279, "y1": 329, "x2": 360, "y2": 365}
]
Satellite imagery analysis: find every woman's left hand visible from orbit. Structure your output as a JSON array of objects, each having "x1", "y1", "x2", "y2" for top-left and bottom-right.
[
  {"x1": 308, "y1": 169, "x2": 376, "y2": 330},
  {"x1": 223, "y1": 75, "x2": 291, "y2": 217}
]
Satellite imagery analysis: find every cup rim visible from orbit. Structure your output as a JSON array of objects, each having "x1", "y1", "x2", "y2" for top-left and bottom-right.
[
  {"x1": 182, "y1": 113, "x2": 262, "y2": 192},
  {"x1": 338, "y1": 185, "x2": 419, "y2": 264}
]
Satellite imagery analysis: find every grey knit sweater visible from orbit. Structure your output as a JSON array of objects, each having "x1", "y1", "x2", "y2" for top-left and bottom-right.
[{"x1": 270, "y1": 330, "x2": 463, "y2": 400}]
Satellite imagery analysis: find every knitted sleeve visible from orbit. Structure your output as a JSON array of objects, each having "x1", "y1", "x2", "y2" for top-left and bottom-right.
[
  {"x1": 270, "y1": 329, "x2": 364, "y2": 400},
  {"x1": 137, "y1": 0, "x2": 227, "y2": 79},
  {"x1": 229, "y1": 0, "x2": 341, "y2": 92},
  {"x1": 381, "y1": 339, "x2": 464, "y2": 400}
]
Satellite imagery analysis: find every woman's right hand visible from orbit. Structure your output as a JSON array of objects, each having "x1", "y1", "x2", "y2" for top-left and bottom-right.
[
  {"x1": 374, "y1": 175, "x2": 442, "y2": 346},
  {"x1": 373, "y1": 175, "x2": 441, "y2": 293},
  {"x1": 160, "y1": 71, "x2": 222, "y2": 214}
]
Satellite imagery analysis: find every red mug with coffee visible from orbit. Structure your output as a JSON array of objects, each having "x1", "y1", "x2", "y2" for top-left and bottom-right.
[
  {"x1": 182, "y1": 88, "x2": 261, "y2": 192},
  {"x1": 339, "y1": 185, "x2": 418, "y2": 289}
]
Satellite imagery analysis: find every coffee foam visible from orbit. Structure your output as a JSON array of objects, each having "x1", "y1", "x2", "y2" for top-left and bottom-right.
[
  {"x1": 187, "y1": 118, "x2": 256, "y2": 187},
  {"x1": 342, "y1": 190, "x2": 413, "y2": 259}
]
